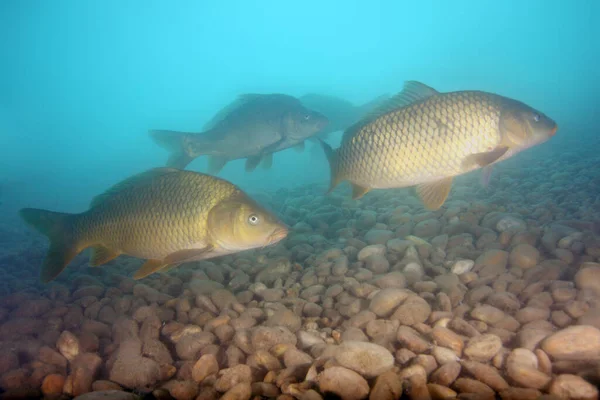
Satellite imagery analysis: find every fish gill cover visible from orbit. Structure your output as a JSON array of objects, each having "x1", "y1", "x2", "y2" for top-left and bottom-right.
[{"x1": 0, "y1": 0, "x2": 600, "y2": 399}]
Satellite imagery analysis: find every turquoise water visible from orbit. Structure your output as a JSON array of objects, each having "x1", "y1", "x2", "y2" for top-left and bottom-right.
[
  {"x1": 1, "y1": 1, "x2": 600, "y2": 399},
  {"x1": 1, "y1": 0, "x2": 597, "y2": 214}
]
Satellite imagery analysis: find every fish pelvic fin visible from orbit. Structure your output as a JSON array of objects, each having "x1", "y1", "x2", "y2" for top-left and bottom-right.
[
  {"x1": 207, "y1": 156, "x2": 228, "y2": 175},
  {"x1": 19, "y1": 208, "x2": 82, "y2": 283},
  {"x1": 351, "y1": 183, "x2": 370, "y2": 199},
  {"x1": 90, "y1": 245, "x2": 120, "y2": 267},
  {"x1": 416, "y1": 177, "x2": 454, "y2": 210},
  {"x1": 481, "y1": 165, "x2": 493, "y2": 189},
  {"x1": 149, "y1": 129, "x2": 210, "y2": 169},
  {"x1": 318, "y1": 139, "x2": 342, "y2": 193},
  {"x1": 261, "y1": 153, "x2": 273, "y2": 169},
  {"x1": 245, "y1": 156, "x2": 262, "y2": 172},
  {"x1": 133, "y1": 259, "x2": 168, "y2": 280}
]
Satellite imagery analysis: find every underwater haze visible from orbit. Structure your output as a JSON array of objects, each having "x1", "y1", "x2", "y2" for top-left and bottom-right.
[
  {"x1": 1, "y1": 0, "x2": 598, "y2": 215},
  {"x1": 2, "y1": 1, "x2": 600, "y2": 399}
]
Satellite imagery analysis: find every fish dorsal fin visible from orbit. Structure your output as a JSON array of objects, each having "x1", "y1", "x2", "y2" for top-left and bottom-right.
[
  {"x1": 364, "y1": 81, "x2": 439, "y2": 119},
  {"x1": 202, "y1": 94, "x2": 265, "y2": 130},
  {"x1": 90, "y1": 168, "x2": 179, "y2": 208},
  {"x1": 342, "y1": 81, "x2": 439, "y2": 143}
]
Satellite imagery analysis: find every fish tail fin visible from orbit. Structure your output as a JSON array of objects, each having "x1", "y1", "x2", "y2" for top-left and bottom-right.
[
  {"x1": 19, "y1": 208, "x2": 82, "y2": 283},
  {"x1": 149, "y1": 129, "x2": 210, "y2": 169},
  {"x1": 318, "y1": 139, "x2": 342, "y2": 193}
]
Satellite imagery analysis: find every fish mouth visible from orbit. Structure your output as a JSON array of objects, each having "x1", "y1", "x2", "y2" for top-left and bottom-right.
[
  {"x1": 317, "y1": 119, "x2": 329, "y2": 129},
  {"x1": 268, "y1": 227, "x2": 289, "y2": 245},
  {"x1": 550, "y1": 124, "x2": 558, "y2": 136}
]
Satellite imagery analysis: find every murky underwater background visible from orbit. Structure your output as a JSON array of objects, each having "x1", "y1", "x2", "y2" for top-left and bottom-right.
[{"x1": 1, "y1": 1, "x2": 600, "y2": 399}]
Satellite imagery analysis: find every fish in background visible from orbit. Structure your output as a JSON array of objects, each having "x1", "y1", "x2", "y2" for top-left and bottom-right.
[
  {"x1": 19, "y1": 168, "x2": 288, "y2": 282},
  {"x1": 320, "y1": 81, "x2": 557, "y2": 209},
  {"x1": 150, "y1": 94, "x2": 328, "y2": 174},
  {"x1": 299, "y1": 93, "x2": 390, "y2": 140}
]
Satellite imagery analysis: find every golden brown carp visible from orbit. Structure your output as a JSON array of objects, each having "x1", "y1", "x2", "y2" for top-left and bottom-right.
[{"x1": 20, "y1": 168, "x2": 288, "y2": 282}]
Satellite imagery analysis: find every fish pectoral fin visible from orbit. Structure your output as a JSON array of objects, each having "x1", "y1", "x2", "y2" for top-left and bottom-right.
[
  {"x1": 245, "y1": 156, "x2": 262, "y2": 172},
  {"x1": 351, "y1": 183, "x2": 370, "y2": 199},
  {"x1": 133, "y1": 259, "x2": 167, "y2": 280},
  {"x1": 207, "y1": 156, "x2": 228, "y2": 175},
  {"x1": 164, "y1": 246, "x2": 214, "y2": 264},
  {"x1": 462, "y1": 146, "x2": 509, "y2": 169},
  {"x1": 416, "y1": 177, "x2": 454, "y2": 210},
  {"x1": 481, "y1": 166, "x2": 493, "y2": 188},
  {"x1": 260, "y1": 153, "x2": 273, "y2": 169},
  {"x1": 293, "y1": 141, "x2": 305, "y2": 153},
  {"x1": 259, "y1": 137, "x2": 286, "y2": 155},
  {"x1": 89, "y1": 245, "x2": 120, "y2": 267}
]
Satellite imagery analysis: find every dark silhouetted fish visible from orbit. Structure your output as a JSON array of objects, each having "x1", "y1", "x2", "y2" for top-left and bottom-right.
[{"x1": 150, "y1": 94, "x2": 328, "y2": 174}]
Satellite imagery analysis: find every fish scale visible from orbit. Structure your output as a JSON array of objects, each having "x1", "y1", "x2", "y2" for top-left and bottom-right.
[
  {"x1": 321, "y1": 81, "x2": 557, "y2": 210},
  {"x1": 20, "y1": 168, "x2": 288, "y2": 282},
  {"x1": 339, "y1": 92, "x2": 503, "y2": 187},
  {"x1": 79, "y1": 172, "x2": 230, "y2": 258}
]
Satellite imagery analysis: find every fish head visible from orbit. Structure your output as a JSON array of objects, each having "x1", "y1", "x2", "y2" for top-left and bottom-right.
[
  {"x1": 499, "y1": 99, "x2": 557, "y2": 150},
  {"x1": 207, "y1": 192, "x2": 289, "y2": 252},
  {"x1": 283, "y1": 108, "x2": 329, "y2": 142}
]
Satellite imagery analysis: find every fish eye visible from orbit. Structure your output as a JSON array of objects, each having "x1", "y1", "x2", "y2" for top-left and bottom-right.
[
  {"x1": 533, "y1": 113, "x2": 541, "y2": 122},
  {"x1": 248, "y1": 214, "x2": 260, "y2": 225}
]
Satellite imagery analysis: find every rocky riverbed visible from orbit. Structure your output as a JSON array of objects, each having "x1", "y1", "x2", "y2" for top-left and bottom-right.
[{"x1": 1, "y1": 149, "x2": 600, "y2": 400}]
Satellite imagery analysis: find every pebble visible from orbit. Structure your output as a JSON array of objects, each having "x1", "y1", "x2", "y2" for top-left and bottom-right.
[
  {"x1": 505, "y1": 348, "x2": 551, "y2": 389},
  {"x1": 364, "y1": 229, "x2": 394, "y2": 245},
  {"x1": 430, "y1": 361, "x2": 461, "y2": 386},
  {"x1": 541, "y1": 325, "x2": 600, "y2": 361},
  {"x1": 368, "y1": 288, "x2": 411, "y2": 317},
  {"x1": 463, "y1": 334, "x2": 502, "y2": 362},
  {"x1": 333, "y1": 341, "x2": 394, "y2": 378},
  {"x1": 214, "y1": 364, "x2": 252, "y2": 392},
  {"x1": 317, "y1": 366, "x2": 370, "y2": 400},
  {"x1": 370, "y1": 370, "x2": 403, "y2": 400},
  {"x1": 548, "y1": 374, "x2": 599, "y2": 400},
  {"x1": 450, "y1": 259, "x2": 474, "y2": 275},
  {"x1": 3, "y1": 170, "x2": 600, "y2": 398},
  {"x1": 250, "y1": 326, "x2": 297, "y2": 351},
  {"x1": 460, "y1": 360, "x2": 509, "y2": 392},
  {"x1": 509, "y1": 244, "x2": 540, "y2": 269},
  {"x1": 475, "y1": 249, "x2": 509, "y2": 277},
  {"x1": 192, "y1": 354, "x2": 219, "y2": 383},
  {"x1": 73, "y1": 391, "x2": 139, "y2": 400},
  {"x1": 390, "y1": 295, "x2": 431, "y2": 325},
  {"x1": 357, "y1": 244, "x2": 386, "y2": 261},
  {"x1": 431, "y1": 326, "x2": 464, "y2": 355},
  {"x1": 575, "y1": 264, "x2": 600, "y2": 294}
]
